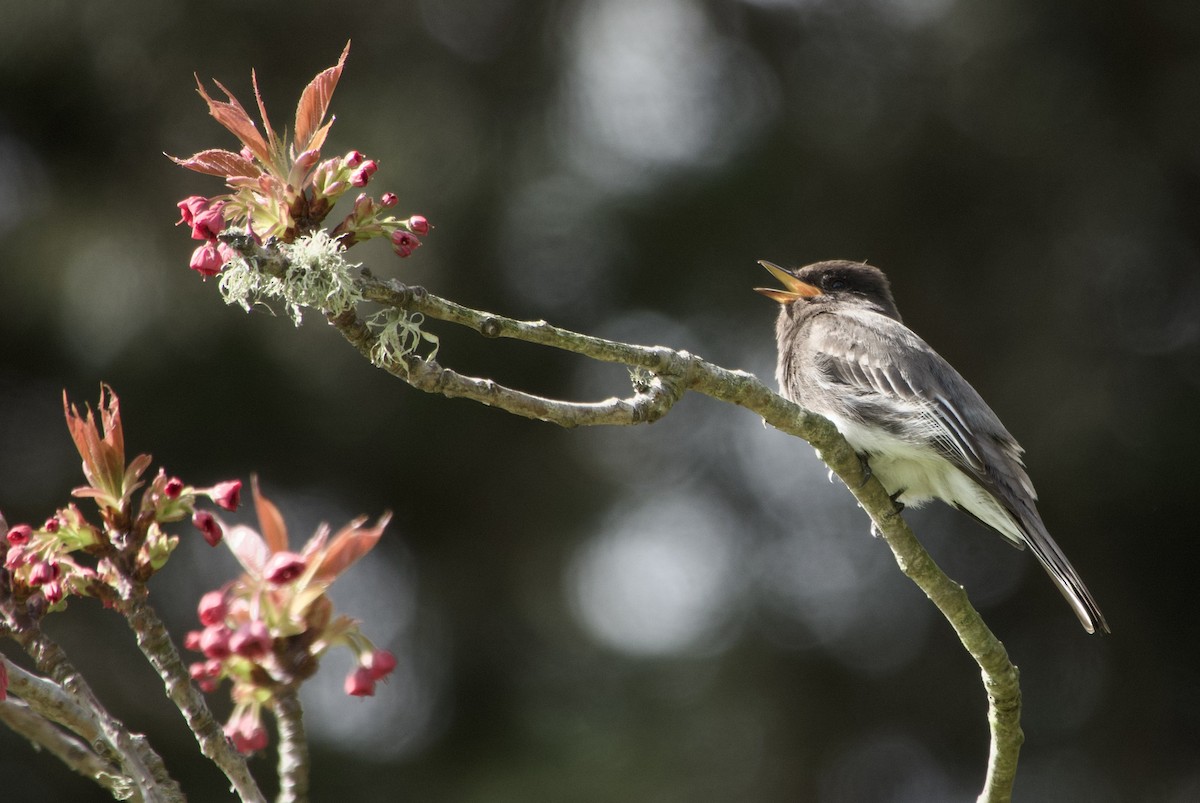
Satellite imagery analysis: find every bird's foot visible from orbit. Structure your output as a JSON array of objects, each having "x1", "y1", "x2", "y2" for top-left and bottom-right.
[{"x1": 856, "y1": 453, "x2": 873, "y2": 489}]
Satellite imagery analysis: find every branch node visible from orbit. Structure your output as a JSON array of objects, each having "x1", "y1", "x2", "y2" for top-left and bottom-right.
[{"x1": 480, "y1": 317, "x2": 502, "y2": 338}]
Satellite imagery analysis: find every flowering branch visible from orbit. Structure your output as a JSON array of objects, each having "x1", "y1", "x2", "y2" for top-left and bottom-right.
[{"x1": 170, "y1": 43, "x2": 1022, "y2": 802}]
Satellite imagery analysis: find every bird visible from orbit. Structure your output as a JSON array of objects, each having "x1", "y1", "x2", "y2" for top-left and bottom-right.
[{"x1": 755, "y1": 259, "x2": 1109, "y2": 634}]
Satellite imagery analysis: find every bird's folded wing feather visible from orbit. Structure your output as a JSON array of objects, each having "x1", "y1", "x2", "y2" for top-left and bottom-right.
[{"x1": 805, "y1": 308, "x2": 1035, "y2": 502}]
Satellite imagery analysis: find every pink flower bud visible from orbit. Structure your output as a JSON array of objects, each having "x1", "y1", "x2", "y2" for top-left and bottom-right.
[
  {"x1": 6, "y1": 524, "x2": 31, "y2": 546},
  {"x1": 43, "y1": 517, "x2": 60, "y2": 533},
  {"x1": 208, "y1": 480, "x2": 242, "y2": 511},
  {"x1": 363, "y1": 649, "x2": 398, "y2": 681},
  {"x1": 189, "y1": 203, "x2": 226, "y2": 241},
  {"x1": 264, "y1": 552, "x2": 306, "y2": 585},
  {"x1": 192, "y1": 511, "x2": 223, "y2": 547},
  {"x1": 176, "y1": 196, "x2": 210, "y2": 227},
  {"x1": 43, "y1": 580, "x2": 64, "y2": 604},
  {"x1": 229, "y1": 621, "x2": 272, "y2": 659},
  {"x1": 390, "y1": 230, "x2": 421, "y2": 258},
  {"x1": 380, "y1": 192, "x2": 398, "y2": 208},
  {"x1": 184, "y1": 630, "x2": 204, "y2": 652},
  {"x1": 164, "y1": 477, "x2": 184, "y2": 499},
  {"x1": 225, "y1": 710, "x2": 268, "y2": 754},
  {"x1": 197, "y1": 591, "x2": 227, "y2": 627},
  {"x1": 4, "y1": 545, "x2": 29, "y2": 570},
  {"x1": 350, "y1": 159, "x2": 378, "y2": 187},
  {"x1": 240, "y1": 146, "x2": 255, "y2": 162},
  {"x1": 199, "y1": 625, "x2": 232, "y2": 659},
  {"x1": 29, "y1": 561, "x2": 60, "y2": 587},
  {"x1": 294, "y1": 148, "x2": 321, "y2": 171},
  {"x1": 344, "y1": 666, "x2": 376, "y2": 697},
  {"x1": 189, "y1": 242, "x2": 227, "y2": 279},
  {"x1": 407, "y1": 215, "x2": 430, "y2": 236},
  {"x1": 344, "y1": 150, "x2": 365, "y2": 168}
]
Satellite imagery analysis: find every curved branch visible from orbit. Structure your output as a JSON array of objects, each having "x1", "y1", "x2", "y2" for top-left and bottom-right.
[
  {"x1": 350, "y1": 276, "x2": 1023, "y2": 801},
  {"x1": 221, "y1": 244, "x2": 1023, "y2": 801}
]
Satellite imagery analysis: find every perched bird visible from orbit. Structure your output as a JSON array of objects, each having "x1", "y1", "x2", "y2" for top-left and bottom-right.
[{"x1": 756, "y1": 259, "x2": 1108, "y2": 634}]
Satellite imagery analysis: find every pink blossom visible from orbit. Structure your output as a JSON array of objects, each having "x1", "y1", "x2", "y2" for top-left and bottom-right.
[
  {"x1": 176, "y1": 196, "x2": 209, "y2": 227},
  {"x1": 164, "y1": 477, "x2": 184, "y2": 499},
  {"x1": 184, "y1": 630, "x2": 204, "y2": 652},
  {"x1": 344, "y1": 150, "x2": 365, "y2": 168},
  {"x1": 264, "y1": 551, "x2": 307, "y2": 585},
  {"x1": 350, "y1": 159, "x2": 378, "y2": 187},
  {"x1": 192, "y1": 510, "x2": 223, "y2": 547},
  {"x1": 199, "y1": 625, "x2": 232, "y2": 659},
  {"x1": 229, "y1": 621, "x2": 272, "y2": 659},
  {"x1": 44, "y1": 580, "x2": 64, "y2": 604},
  {"x1": 380, "y1": 192, "x2": 398, "y2": 208},
  {"x1": 4, "y1": 545, "x2": 29, "y2": 570},
  {"x1": 407, "y1": 215, "x2": 430, "y2": 236},
  {"x1": 29, "y1": 561, "x2": 60, "y2": 587},
  {"x1": 225, "y1": 709, "x2": 268, "y2": 754},
  {"x1": 197, "y1": 590, "x2": 227, "y2": 626},
  {"x1": 344, "y1": 666, "x2": 376, "y2": 697},
  {"x1": 6, "y1": 524, "x2": 31, "y2": 546},
  {"x1": 43, "y1": 516, "x2": 61, "y2": 533},
  {"x1": 390, "y1": 230, "x2": 421, "y2": 258},
  {"x1": 363, "y1": 649, "x2": 397, "y2": 681},
  {"x1": 189, "y1": 203, "x2": 226, "y2": 241},
  {"x1": 209, "y1": 480, "x2": 242, "y2": 511},
  {"x1": 294, "y1": 148, "x2": 321, "y2": 171},
  {"x1": 189, "y1": 242, "x2": 228, "y2": 278}
]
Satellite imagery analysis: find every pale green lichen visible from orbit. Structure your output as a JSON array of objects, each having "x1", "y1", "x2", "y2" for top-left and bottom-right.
[
  {"x1": 218, "y1": 231, "x2": 362, "y2": 325},
  {"x1": 367, "y1": 307, "x2": 439, "y2": 369}
]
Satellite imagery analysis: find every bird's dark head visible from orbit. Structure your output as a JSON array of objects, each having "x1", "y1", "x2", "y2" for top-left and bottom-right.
[{"x1": 754, "y1": 260, "x2": 902, "y2": 322}]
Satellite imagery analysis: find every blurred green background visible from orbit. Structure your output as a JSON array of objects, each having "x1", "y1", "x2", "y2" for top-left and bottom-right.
[{"x1": 1, "y1": 1, "x2": 1197, "y2": 800}]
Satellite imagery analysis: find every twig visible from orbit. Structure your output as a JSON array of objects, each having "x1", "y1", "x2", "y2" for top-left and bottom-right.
[
  {"x1": 0, "y1": 691, "x2": 137, "y2": 800},
  {"x1": 15, "y1": 629, "x2": 183, "y2": 802},
  {"x1": 115, "y1": 584, "x2": 268, "y2": 803},
  {"x1": 273, "y1": 685, "x2": 309, "y2": 803}
]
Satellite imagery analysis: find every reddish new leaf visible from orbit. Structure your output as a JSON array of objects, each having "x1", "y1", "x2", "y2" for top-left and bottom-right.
[
  {"x1": 251, "y1": 69, "x2": 281, "y2": 162},
  {"x1": 195, "y1": 76, "x2": 273, "y2": 168},
  {"x1": 313, "y1": 512, "x2": 391, "y2": 584},
  {"x1": 294, "y1": 41, "x2": 350, "y2": 154},
  {"x1": 251, "y1": 477, "x2": 290, "y2": 555},
  {"x1": 168, "y1": 149, "x2": 262, "y2": 179}
]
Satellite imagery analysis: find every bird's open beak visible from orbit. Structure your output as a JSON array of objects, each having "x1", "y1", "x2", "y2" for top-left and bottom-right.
[{"x1": 754, "y1": 260, "x2": 822, "y2": 304}]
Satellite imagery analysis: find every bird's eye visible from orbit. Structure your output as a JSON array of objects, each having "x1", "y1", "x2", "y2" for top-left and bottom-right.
[{"x1": 826, "y1": 277, "x2": 848, "y2": 291}]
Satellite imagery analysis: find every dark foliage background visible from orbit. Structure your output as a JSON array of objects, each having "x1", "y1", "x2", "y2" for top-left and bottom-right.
[{"x1": 1, "y1": 1, "x2": 1197, "y2": 800}]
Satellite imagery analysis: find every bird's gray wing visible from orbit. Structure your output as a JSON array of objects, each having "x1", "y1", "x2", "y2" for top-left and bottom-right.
[
  {"x1": 803, "y1": 307, "x2": 1026, "y2": 488},
  {"x1": 802, "y1": 308, "x2": 1110, "y2": 633}
]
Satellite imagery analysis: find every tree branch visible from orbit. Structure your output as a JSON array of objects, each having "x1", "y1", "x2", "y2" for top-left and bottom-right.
[
  {"x1": 348, "y1": 275, "x2": 1023, "y2": 801},
  {"x1": 273, "y1": 685, "x2": 309, "y2": 803},
  {"x1": 14, "y1": 629, "x2": 183, "y2": 802},
  {"x1": 115, "y1": 584, "x2": 268, "y2": 803},
  {"x1": 1, "y1": 659, "x2": 137, "y2": 800},
  {"x1": 222, "y1": 238, "x2": 1024, "y2": 800}
]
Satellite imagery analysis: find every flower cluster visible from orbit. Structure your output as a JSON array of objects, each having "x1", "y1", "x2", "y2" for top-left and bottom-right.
[
  {"x1": 0, "y1": 386, "x2": 240, "y2": 629},
  {"x1": 170, "y1": 42, "x2": 430, "y2": 279},
  {"x1": 182, "y1": 479, "x2": 394, "y2": 754}
]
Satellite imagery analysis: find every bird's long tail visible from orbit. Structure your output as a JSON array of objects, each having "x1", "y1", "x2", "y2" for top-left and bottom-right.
[{"x1": 1018, "y1": 513, "x2": 1110, "y2": 634}]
